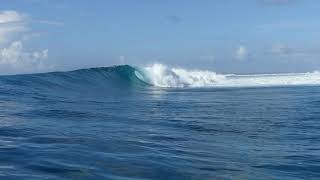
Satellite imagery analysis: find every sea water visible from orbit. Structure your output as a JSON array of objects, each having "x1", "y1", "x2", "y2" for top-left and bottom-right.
[{"x1": 0, "y1": 64, "x2": 319, "y2": 179}]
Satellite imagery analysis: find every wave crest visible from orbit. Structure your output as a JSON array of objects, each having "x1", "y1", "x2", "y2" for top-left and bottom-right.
[
  {"x1": 3, "y1": 64, "x2": 320, "y2": 90},
  {"x1": 139, "y1": 64, "x2": 225, "y2": 87},
  {"x1": 137, "y1": 64, "x2": 320, "y2": 88}
]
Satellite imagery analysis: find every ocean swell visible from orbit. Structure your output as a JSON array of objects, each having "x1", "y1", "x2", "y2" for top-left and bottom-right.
[{"x1": 1, "y1": 64, "x2": 320, "y2": 90}]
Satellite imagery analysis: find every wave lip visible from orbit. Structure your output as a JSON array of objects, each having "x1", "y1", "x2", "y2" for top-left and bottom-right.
[{"x1": 139, "y1": 64, "x2": 225, "y2": 88}]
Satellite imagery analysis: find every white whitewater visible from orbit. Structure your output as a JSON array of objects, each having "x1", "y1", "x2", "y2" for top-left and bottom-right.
[{"x1": 138, "y1": 64, "x2": 320, "y2": 88}]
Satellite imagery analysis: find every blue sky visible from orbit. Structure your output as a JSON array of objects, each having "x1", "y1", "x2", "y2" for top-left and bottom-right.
[{"x1": 0, "y1": 0, "x2": 319, "y2": 74}]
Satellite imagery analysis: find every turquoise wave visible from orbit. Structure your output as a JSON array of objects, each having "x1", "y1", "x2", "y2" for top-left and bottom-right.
[{"x1": 0, "y1": 65, "x2": 151, "y2": 94}]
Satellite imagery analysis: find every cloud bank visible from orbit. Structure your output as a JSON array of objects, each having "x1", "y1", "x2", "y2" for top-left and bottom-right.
[
  {"x1": 0, "y1": 41, "x2": 49, "y2": 74},
  {"x1": 0, "y1": 10, "x2": 28, "y2": 45},
  {"x1": 0, "y1": 10, "x2": 51, "y2": 75}
]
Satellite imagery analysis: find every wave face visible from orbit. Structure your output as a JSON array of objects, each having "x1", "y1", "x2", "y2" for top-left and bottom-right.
[
  {"x1": 0, "y1": 65, "x2": 148, "y2": 95},
  {"x1": 138, "y1": 64, "x2": 320, "y2": 88},
  {"x1": 1, "y1": 64, "x2": 320, "y2": 91}
]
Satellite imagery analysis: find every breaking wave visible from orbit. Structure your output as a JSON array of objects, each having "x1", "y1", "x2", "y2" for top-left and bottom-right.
[
  {"x1": 137, "y1": 64, "x2": 320, "y2": 88},
  {"x1": 1, "y1": 64, "x2": 320, "y2": 90}
]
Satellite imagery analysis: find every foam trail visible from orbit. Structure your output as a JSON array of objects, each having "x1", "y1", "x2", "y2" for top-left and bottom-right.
[{"x1": 139, "y1": 64, "x2": 320, "y2": 88}]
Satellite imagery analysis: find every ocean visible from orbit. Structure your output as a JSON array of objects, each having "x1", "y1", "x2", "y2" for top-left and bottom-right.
[{"x1": 0, "y1": 64, "x2": 319, "y2": 179}]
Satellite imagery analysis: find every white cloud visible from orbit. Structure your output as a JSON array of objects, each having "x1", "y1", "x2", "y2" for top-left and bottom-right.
[
  {"x1": 0, "y1": 10, "x2": 55, "y2": 74},
  {"x1": 0, "y1": 41, "x2": 50, "y2": 75},
  {"x1": 0, "y1": 10, "x2": 24, "y2": 23},
  {"x1": 0, "y1": 10, "x2": 28, "y2": 45},
  {"x1": 235, "y1": 46, "x2": 248, "y2": 60}
]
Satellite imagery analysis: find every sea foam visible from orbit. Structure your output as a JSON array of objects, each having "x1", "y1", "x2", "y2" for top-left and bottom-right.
[{"x1": 139, "y1": 64, "x2": 320, "y2": 88}]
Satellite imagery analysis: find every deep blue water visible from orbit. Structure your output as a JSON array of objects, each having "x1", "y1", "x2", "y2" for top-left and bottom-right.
[{"x1": 0, "y1": 65, "x2": 319, "y2": 179}]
